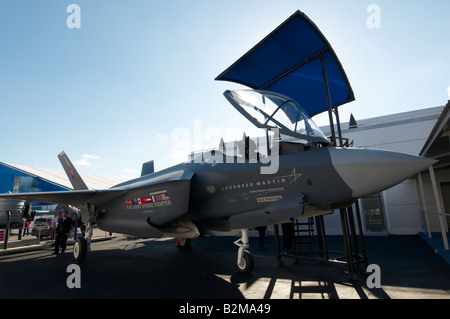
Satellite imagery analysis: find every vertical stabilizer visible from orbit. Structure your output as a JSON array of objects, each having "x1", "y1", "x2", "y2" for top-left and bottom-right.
[
  {"x1": 58, "y1": 151, "x2": 89, "y2": 190},
  {"x1": 141, "y1": 160, "x2": 155, "y2": 176}
]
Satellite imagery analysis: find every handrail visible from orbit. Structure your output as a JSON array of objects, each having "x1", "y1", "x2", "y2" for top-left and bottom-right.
[{"x1": 422, "y1": 210, "x2": 450, "y2": 217}]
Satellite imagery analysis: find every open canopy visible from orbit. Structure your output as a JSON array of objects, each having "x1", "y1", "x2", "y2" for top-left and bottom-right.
[
  {"x1": 224, "y1": 89, "x2": 330, "y2": 144},
  {"x1": 216, "y1": 10, "x2": 354, "y2": 118}
]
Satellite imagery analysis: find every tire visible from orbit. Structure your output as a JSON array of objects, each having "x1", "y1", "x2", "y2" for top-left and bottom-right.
[
  {"x1": 177, "y1": 238, "x2": 191, "y2": 249},
  {"x1": 237, "y1": 250, "x2": 254, "y2": 274},
  {"x1": 73, "y1": 237, "x2": 87, "y2": 262}
]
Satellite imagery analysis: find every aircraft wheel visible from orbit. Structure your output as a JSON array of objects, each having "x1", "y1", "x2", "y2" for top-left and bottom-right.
[
  {"x1": 237, "y1": 250, "x2": 254, "y2": 274},
  {"x1": 177, "y1": 238, "x2": 191, "y2": 249},
  {"x1": 73, "y1": 237, "x2": 87, "y2": 262}
]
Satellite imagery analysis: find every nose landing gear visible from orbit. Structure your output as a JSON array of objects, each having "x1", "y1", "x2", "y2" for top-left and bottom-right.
[{"x1": 234, "y1": 228, "x2": 254, "y2": 274}]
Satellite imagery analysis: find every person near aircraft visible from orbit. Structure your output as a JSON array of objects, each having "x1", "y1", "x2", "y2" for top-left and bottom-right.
[
  {"x1": 256, "y1": 226, "x2": 267, "y2": 250},
  {"x1": 59, "y1": 211, "x2": 72, "y2": 253},
  {"x1": 282, "y1": 220, "x2": 294, "y2": 249},
  {"x1": 51, "y1": 211, "x2": 62, "y2": 240},
  {"x1": 53, "y1": 211, "x2": 72, "y2": 254},
  {"x1": 22, "y1": 219, "x2": 30, "y2": 236},
  {"x1": 53, "y1": 211, "x2": 63, "y2": 254}
]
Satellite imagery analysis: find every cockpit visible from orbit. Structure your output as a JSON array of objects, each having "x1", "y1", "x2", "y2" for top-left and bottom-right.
[
  {"x1": 224, "y1": 89, "x2": 330, "y2": 157},
  {"x1": 191, "y1": 89, "x2": 331, "y2": 164}
]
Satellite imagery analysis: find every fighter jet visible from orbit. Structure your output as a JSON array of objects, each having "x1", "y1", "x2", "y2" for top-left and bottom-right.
[
  {"x1": 0, "y1": 11, "x2": 435, "y2": 273},
  {"x1": 0, "y1": 88, "x2": 434, "y2": 273}
]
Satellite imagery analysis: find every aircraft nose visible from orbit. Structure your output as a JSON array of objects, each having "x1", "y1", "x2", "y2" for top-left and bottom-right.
[{"x1": 329, "y1": 148, "x2": 436, "y2": 198}]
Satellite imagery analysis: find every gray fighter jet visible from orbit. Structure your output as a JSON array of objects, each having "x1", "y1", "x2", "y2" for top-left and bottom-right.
[
  {"x1": 0, "y1": 11, "x2": 435, "y2": 273},
  {"x1": 0, "y1": 89, "x2": 434, "y2": 273}
]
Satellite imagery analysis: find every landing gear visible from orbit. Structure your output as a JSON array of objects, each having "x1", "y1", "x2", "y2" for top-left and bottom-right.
[
  {"x1": 237, "y1": 250, "x2": 254, "y2": 274},
  {"x1": 71, "y1": 204, "x2": 94, "y2": 263},
  {"x1": 85, "y1": 203, "x2": 95, "y2": 252},
  {"x1": 73, "y1": 237, "x2": 87, "y2": 262},
  {"x1": 177, "y1": 238, "x2": 192, "y2": 249},
  {"x1": 234, "y1": 228, "x2": 254, "y2": 274}
]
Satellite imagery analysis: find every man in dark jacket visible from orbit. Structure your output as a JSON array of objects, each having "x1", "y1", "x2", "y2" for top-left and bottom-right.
[
  {"x1": 53, "y1": 211, "x2": 63, "y2": 254},
  {"x1": 59, "y1": 211, "x2": 72, "y2": 253},
  {"x1": 54, "y1": 211, "x2": 72, "y2": 254}
]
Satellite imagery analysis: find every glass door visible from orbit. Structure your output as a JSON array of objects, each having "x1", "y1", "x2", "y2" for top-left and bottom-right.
[{"x1": 361, "y1": 193, "x2": 388, "y2": 234}]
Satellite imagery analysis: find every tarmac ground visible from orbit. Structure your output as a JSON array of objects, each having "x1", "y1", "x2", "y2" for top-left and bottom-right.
[{"x1": 1, "y1": 228, "x2": 449, "y2": 303}]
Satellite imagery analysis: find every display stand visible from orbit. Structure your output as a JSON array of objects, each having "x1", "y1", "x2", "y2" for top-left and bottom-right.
[
  {"x1": 274, "y1": 203, "x2": 368, "y2": 278},
  {"x1": 272, "y1": 52, "x2": 368, "y2": 278}
]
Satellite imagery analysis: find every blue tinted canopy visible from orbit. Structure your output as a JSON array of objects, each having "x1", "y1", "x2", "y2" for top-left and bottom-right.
[{"x1": 215, "y1": 10, "x2": 355, "y2": 118}]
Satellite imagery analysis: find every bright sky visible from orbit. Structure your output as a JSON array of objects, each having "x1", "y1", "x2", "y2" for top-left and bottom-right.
[{"x1": 1, "y1": 0, "x2": 449, "y2": 180}]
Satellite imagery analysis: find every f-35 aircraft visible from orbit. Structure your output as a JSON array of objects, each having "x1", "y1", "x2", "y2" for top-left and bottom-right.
[
  {"x1": 0, "y1": 11, "x2": 435, "y2": 273},
  {"x1": 0, "y1": 88, "x2": 434, "y2": 273}
]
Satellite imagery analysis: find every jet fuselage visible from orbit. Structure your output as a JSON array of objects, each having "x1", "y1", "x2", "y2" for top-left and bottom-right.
[{"x1": 95, "y1": 145, "x2": 433, "y2": 238}]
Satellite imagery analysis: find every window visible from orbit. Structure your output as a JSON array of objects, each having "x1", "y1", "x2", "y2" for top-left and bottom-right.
[
  {"x1": 361, "y1": 193, "x2": 387, "y2": 233},
  {"x1": 13, "y1": 176, "x2": 41, "y2": 193}
]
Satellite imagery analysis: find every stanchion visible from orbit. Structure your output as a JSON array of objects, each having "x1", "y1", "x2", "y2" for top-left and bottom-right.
[
  {"x1": 3, "y1": 210, "x2": 11, "y2": 250},
  {"x1": 273, "y1": 224, "x2": 284, "y2": 267}
]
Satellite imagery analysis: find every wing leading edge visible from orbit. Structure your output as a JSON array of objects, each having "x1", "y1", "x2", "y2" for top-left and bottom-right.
[{"x1": 0, "y1": 189, "x2": 126, "y2": 207}]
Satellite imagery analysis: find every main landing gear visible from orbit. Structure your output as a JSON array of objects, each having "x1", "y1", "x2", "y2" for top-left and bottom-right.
[
  {"x1": 73, "y1": 237, "x2": 87, "y2": 262},
  {"x1": 234, "y1": 228, "x2": 254, "y2": 274},
  {"x1": 176, "y1": 238, "x2": 192, "y2": 249},
  {"x1": 71, "y1": 208, "x2": 93, "y2": 263}
]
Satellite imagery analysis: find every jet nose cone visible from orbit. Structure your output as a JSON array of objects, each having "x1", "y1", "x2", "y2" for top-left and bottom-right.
[{"x1": 330, "y1": 148, "x2": 436, "y2": 198}]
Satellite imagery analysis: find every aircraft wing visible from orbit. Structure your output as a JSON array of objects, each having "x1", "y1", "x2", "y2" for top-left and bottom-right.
[{"x1": 0, "y1": 189, "x2": 126, "y2": 207}]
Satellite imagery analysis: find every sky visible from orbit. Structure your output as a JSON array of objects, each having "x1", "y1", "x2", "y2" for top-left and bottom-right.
[{"x1": 0, "y1": 0, "x2": 449, "y2": 180}]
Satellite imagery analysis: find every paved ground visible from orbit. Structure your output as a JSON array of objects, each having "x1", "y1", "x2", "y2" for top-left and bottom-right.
[{"x1": 1, "y1": 230, "x2": 449, "y2": 302}]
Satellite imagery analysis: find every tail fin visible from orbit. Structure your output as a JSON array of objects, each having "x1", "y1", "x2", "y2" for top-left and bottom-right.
[
  {"x1": 58, "y1": 151, "x2": 89, "y2": 190},
  {"x1": 141, "y1": 160, "x2": 154, "y2": 176}
]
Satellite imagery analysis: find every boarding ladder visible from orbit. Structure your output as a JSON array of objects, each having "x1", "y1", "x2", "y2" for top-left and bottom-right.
[{"x1": 293, "y1": 217, "x2": 315, "y2": 251}]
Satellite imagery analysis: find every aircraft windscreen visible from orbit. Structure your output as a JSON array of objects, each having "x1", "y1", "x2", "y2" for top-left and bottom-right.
[{"x1": 224, "y1": 90, "x2": 329, "y2": 144}]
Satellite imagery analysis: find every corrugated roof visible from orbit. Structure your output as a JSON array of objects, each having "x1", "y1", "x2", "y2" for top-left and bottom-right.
[
  {"x1": 419, "y1": 100, "x2": 450, "y2": 169},
  {"x1": 3, "y1": 163, "x2": 126, "y2": 190}
]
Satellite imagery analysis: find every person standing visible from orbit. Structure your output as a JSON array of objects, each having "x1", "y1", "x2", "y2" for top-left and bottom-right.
[
  {"x1": 22, "y1": 219, "x2": 29, "y2": 237},
  {"x1": 59, "y1": 211, "x2": 72, "y2": 254},
  {"x1": 256, "y1": 226, "x2": 267, "y2": 250},
  {"x1": 53, "y1": 211, "x2": 63, "y2": 254},
  {"x1": 282, "y1": 220, "x2": 294, "y2": 249},
  {"x1": 53, "y1": 211, "x2": 71, "y2": 255},
  {"x1": 51, "y1": 211, "x2": 61, "y2": 241}
]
